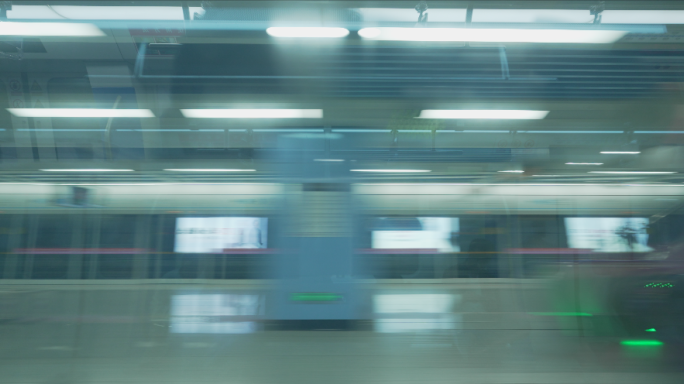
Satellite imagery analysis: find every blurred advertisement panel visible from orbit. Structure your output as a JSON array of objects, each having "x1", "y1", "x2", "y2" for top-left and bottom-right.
[
  {"x1": 565, "y1": 217, "x2": 653, "y2": 253},
  {"x1": 371, "y1": 217, "x2": 459, "y2": 252},
  {"x1": 175, "y1": 217, "x2": 268, "y2": 253}
]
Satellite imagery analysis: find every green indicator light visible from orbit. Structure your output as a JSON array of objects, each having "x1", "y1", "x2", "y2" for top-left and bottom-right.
[
  {"x1": 290, "y1": 293, "x2": 342, "y2": 302},
  {"x1": 528, "y1": 312, "x2": 593, "y2": 317},
  {"x1": 645, "y1": 328, "x2": 656, "y2": 332},
  {"x1": 644, "y1": 283, "x2": 674, "y2": 288},
  {"x1": 621, "y1": 340, "x2": 663, "y2": 346}
]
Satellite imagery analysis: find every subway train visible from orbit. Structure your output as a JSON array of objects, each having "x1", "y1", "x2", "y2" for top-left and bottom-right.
[
  {"x1": 2, "y1": 181, "x2": 684, "y2": 348},
  {"x1": 0, "y1": 181, "x2": 682, "y2": 281}
]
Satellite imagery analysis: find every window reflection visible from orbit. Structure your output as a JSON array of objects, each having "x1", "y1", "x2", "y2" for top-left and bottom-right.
[
  {"x1": 373, "y1": 293, "x2": 461, "y2": 333},
  {"x1": 170, "y1": 294, "x2": 262, "y2": 334}
]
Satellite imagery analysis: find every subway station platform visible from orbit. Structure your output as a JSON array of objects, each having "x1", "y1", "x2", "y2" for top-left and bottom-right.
[{"x1": 0, "y1": 279, "x2": 680, "y2": 384}]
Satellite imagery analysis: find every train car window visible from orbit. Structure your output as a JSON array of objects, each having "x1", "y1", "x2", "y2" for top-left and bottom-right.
[{"x1": 98, "y1": 215, "x2": 137, "y2": 249}]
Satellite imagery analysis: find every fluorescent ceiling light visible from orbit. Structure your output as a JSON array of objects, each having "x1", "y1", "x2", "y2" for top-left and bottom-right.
[
  {"x1": 532, "y1": 175, "x2": 562, "y2": 177},
  {"x1": 314, "y1": 159, "x2": 345, "y2": 162},
  {"x1": 418, "y1": 110, "x2": 548, "y2": 119},
  {"x1": 471, "y1": 9, "x2": 684, "y2": 25},
  {"x1": 0, "y1": 22, "x2": 104, "y2": 36},
  {"x1": 7, "y1": 6, "x2": 184, "y2": 20},
  {"x1": 266, "y1": 27, "x2": 349, "y2": 38},
  {"x1": 164, "y1": 169, "x2": 256, "y2": 172},
  {"x1": 7, "y1": 108, "x2": 154, "y2": 118},
  {"x1": 566, "y1": 162, "x2": 603, "y2": 165},
  {"x1": 356, "y1": 182, "x2": 684, "y2": 187},
  {"x1": 18, "y1": 129, "x2": 106, "y2": 132},
  {"x1": 332, "y1": 129, "x2": 391, "y2": 133},
  {"x1": 40, "y1": 169, "x2": 134, "y2": 172},
  {"x1": 519, "y1": 130, "x2": 623, "y2": 134},
  {"x1": 472, "y1": 9, "x2": 593, "y2": 24},
  {"x1": 635, "y1": 131, "x2": 684, "y2": 134},
  {"x1": 180, "y1": 109, "x2": 323, "y2": 119},
  {"x1": 601, "y1": 151, "x2": 640, "y2": 154},
  {"x1": 463, "y1": 130, "x2": 510, "y2": 133},
  {"x1": 0, "y1": 182, "x2": 269, "y2": 186},
  {"x1": 602, "y1": 10, "x2": 684, "y2": 24},
  {"x1": 351, "y1": 169, "x2": 431, "y2": 173},
  {"x1": 358, "y1": 28, "x2": 627, "y2": 44},
  {"x1": 117, "y1": 129, "x2": 224, "y2": 132},
  {"x1": 120, "y1": 129, "x2": 189, "y2": 132},
  {"x1": 253, "y1": 129, "x2": 324, "y2": 133},
  {"x1": 357, "y1": 8, "x2": 467, "y2": 23},
  {"x1": 498, "y1": 170, "x2": 524, "y2": 173},
  {"x1": 589, "y1": 171, "x2": 676, "y2": 175}
]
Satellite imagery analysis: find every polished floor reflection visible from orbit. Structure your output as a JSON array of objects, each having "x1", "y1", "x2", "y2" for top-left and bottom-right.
[
  {"x1": 170, "y1": 293, "x2": 262, "y2": 334},
  {"x1": 0, "y1": 281, "x2": 682, "y2": 384}
]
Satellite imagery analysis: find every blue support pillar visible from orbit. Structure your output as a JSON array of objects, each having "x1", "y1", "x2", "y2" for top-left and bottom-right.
[{"x1": 269, "y1": 132, "x2": 358, "y2": 329}]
